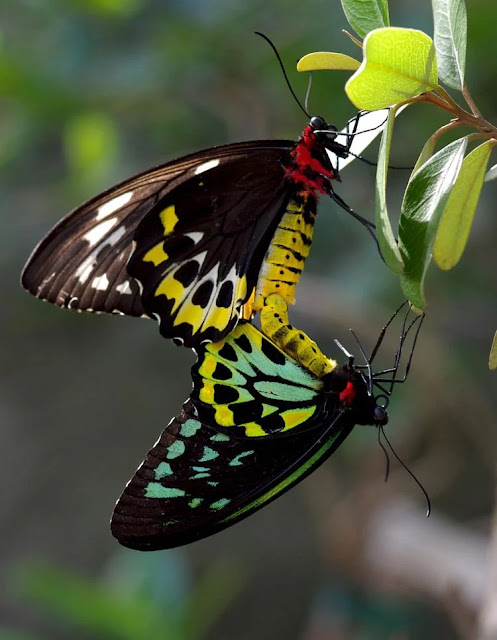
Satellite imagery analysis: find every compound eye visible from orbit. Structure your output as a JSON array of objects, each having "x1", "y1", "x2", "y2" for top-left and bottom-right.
[
  {"x1": 374, "y1": 406, "x2": 388, "y2": 424},
  {"x1": 310, "y1": 115, "x2": 326, "y2": 130}
]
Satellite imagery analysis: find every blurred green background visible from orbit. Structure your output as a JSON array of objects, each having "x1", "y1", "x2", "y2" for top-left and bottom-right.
[{"x1": 2, "y1": 1, "x2": 497, "y2": 638}]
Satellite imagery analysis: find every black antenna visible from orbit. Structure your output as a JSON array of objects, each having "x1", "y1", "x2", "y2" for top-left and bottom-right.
[
  {"x1": 380, "y1": 426, "x2": 431, "y2": 517},
  {"x1": 377, "y1": 426, "x2": 390, "y2": 482},
  {"x1": 255, "y1": 32, "x2": 310, "y2": 119},
  {"x1": 349, "y1": 328, "x2": 373, "y2": 396}
]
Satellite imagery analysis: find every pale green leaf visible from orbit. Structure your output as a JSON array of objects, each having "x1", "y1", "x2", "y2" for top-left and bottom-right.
[
  {"x1": 346, "y1": 27, "x2": 439, "y2": 110},
  {"x1": 490, "y1": 331, "x2": 497, "y2": 371},
  {"x1": 433, "y1": 0, "x2": 467, "y2": 90},
  {"x1": 398, "y1": 137, "x2": 467, "y2": 308},
  {"x1": 411, "y1": 133, "x2": 438, "y2": 176},
  {"x1": 341, "y1": 0, "x2": 390, "y2": 38},
  {"x1": 375, "y1": 107, "x2": 404, "y2": 273},
  {"x1": 297, "y1": 52, "x2": 360, "y2": 72},
  {"x1": 433, "y1": 140, "x2": 492, "y2": 270},
  {"x1": 484, "y1": 162, "x2": 497, "y2": 182},
  {"x1": 65, "y1": 113, "x2": 118, "y2": 178}
]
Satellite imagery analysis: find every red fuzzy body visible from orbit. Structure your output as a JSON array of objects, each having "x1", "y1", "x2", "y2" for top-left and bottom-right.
[
  {"x1": 339, "y1": 381, "x2": 357, "y2": 406},
  {"x1": 285, "y1": 126, "x2": 335, "y2": 196}
]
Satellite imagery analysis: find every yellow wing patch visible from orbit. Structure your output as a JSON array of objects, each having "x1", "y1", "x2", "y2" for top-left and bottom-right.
[
  {"x1": 214, "y1": 405, "x2": 235, "y2": 426},
  {"x1": 281, "y1": 406, "x2": 317, "y2": 431},
  {"x1": 143, "y1": 244, "x2": 169, "y2": 266},
  {"x1": 155, "y1": 275, "x2": 186, "y2": 313},
  {"x1": 159, "y1": 205, "x2": 179, "y2": 235}
]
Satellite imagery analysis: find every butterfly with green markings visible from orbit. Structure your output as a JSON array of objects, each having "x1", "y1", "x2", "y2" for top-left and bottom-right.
[{"x1": 112, "y1": 308, "x2": 422, "y2": 551}]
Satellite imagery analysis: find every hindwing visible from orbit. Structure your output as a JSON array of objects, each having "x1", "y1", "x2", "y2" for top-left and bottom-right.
[
  {"x1": 191, "y1": 323, "x2": 329, "y2": 437},
  {"x1": 111, "y1": 399, "x2": 352, "y2": 550},
  {"x1": 111, "y1": 323, "x2": 355, "y2": 550}
]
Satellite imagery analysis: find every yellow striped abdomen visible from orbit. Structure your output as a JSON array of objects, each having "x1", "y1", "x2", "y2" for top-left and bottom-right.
[{"x1": 252, "y1": 194, "x2": 316, "y2": 312}]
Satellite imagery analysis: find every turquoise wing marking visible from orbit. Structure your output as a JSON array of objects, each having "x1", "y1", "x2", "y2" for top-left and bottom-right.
[
  {"x1": 192, "y1": 323, "x2": 326, "y2": 437},
  {"x1": 111, "y1": 397, "x2": 352, "y2": 550}
]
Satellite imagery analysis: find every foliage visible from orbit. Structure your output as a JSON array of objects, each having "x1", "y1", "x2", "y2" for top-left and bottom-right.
[
  {"x1": 2, "y1": 552, "x2": 243, "y2": 640},
  {"x1": 298, "y1": 0, "x2": 496, "y2": 364}
]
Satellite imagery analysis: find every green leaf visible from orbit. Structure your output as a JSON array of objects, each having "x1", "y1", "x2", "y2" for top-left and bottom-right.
[
  {"x1": 484, "y1": 162, "x2": 497, "y2": 182},
  {"x1": 17, "y1": 564, "x2": 181, "y2": 640},
  {"x1": 71, "y1": 0, "x2": 140, "y2": 16},
  {"x1": 432, "y1": 0, "x2": 467, "y2": 90},
  {"x1": 297, "y1": 52, "x2": 360, "y2": 72},
  {"x1": 433, "y1": 140, "x2": 492, "y2": 270},
  {"x1": 345, "y1": 27, "x2": 439, "y2": 110},
  {"x1": 184, "y1": 560, "x2": 245, "y2": 640},
  {"x1": 411, "y1": 133, "x2": 438, "y2": 175},
  {"x1": 375, "y1": 107, "x2": 404, "y2": 273},
  {"x1": 0, "y1": 633, "x2": 43, "y2": 640},
  {"x1": 341, "y1": 0, "x2": 390, "y2": 38},
  {"x1": 64, "y1": 112, "x2": 119, "y2": 191},
  {"x1": 398, "y1": 137, "x2": 467, "y2": 308},
  {"x1": 490, "y1": 331, "x2": 497, "y2": 371}
]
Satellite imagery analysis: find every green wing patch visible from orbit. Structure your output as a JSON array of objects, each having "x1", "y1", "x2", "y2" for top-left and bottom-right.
[{"x1": 192, "y1": 323, "x2": 326, "y2": 437}]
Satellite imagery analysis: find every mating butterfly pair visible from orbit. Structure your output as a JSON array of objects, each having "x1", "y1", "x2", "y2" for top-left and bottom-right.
[{"x1": 22, "y1": 113, "x2": 420, "y2": 550}]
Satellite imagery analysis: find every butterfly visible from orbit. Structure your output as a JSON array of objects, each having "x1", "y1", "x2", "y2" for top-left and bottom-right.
[
  {"x1": 21, "y1": 114, "x2": 378, "y2": 348},
  {"x1": 111, "y1": 305, "x2": 423, "y2": 551}
]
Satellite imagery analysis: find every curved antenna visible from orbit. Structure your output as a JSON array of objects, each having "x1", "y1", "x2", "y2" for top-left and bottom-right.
[
  {"x1": 304, "y1": 72, "x2": 313, "y2": 115},
  {"x1": 380, "y1": 426, "x2": 431, "y2": 517},
  {"x1": 377, "y1": 426, "x2": 390, "y2": 482},
  {"x1": 255, "y1": 32, "x2": 310, "y2": 119},
  {"x1": 349, "y1": 328, "x2": 373, "y2": 395}
]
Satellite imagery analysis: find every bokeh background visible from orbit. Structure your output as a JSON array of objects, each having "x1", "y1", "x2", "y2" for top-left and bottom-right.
[{"x1": 2, "y1": 1, "x2": 497, "y2": 638}]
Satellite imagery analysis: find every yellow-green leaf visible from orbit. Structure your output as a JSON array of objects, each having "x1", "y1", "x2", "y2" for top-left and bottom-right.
[
  {"x1": 484, "y1": 162, "x2": 497, "y2": 182},
  {"x1": 411, "y1": 134, "x2": 438, "y2": 176},
  {"x1": 375, "y1": 107, "x2": 404, "y2": 273},
  {"x1": 346, "y1": 27, "x2": 439, "y2": 110},
  {"x1": 433, "y1": 140, "x2": 492, "y2": 270},
  {"x1": 341, "y1": 0, "x2": 389, "y2": 39},
  {"x1": 297, "y1": 52, "x2": 360, "y2": 72},
  {"x1": 398, "y1": 137, "x2": 467, "y2": 309},
  {"x1": 490, "y1": 331, "x2": 497, "y2": 371}
]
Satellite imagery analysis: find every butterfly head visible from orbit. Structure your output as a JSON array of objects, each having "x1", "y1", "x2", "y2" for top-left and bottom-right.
[
  {"x1": 308, "y1": 116, "x2": 350, "y2": 162},
  {"x1": 324, "y1": 363, "x2": 389, "y2": 428}
]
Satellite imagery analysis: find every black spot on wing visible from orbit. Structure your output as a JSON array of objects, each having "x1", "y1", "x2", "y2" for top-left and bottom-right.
[
  {"x1": 216, "y1": 280, "x2": 234, "y2": 308},
  {"x1": 261, "y1": 337, "x2": 286, "y2": 366},
  {"x1": 213, "y1": 384, "x2": 239, "y2": 404},
  {"x1": 218, "y1": 342, "x2": 237, "y2": 362},
  {"x1": 191, "y1": 280, "x2": 214, "y2": 308},
  {"x1": 233, "y1": 333, "x2": 252, "y2": 354},
  {"x1": 174, "y1": 261, "x2": 199, "y2": 287},
  {"x1": 212, "y1": 362, "x2": 232, "y2": 380}
]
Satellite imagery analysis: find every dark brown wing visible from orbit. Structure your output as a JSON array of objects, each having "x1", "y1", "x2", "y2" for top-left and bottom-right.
[
  {"x1": 21, "y1": 140, "x2": 293, "y2": 321},
  {"x1": 127, "y1": 149, "x2": 292, "y2": 345}
]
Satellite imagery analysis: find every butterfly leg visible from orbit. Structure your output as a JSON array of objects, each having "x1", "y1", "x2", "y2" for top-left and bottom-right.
[{"x1": 259, "y1": 293, "x2": 337, "y2": 378}]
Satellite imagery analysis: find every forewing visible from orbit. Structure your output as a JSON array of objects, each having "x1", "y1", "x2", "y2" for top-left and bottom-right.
[
  {"x1": 21, "y1": 141, "x2": 291, "y2": 323},
  {"x1": 127, "y1": 151, "x2": 290, "y2": 346},
  {"x1": 111, "y1": 398, "x2": 353, "y2": 550}
]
